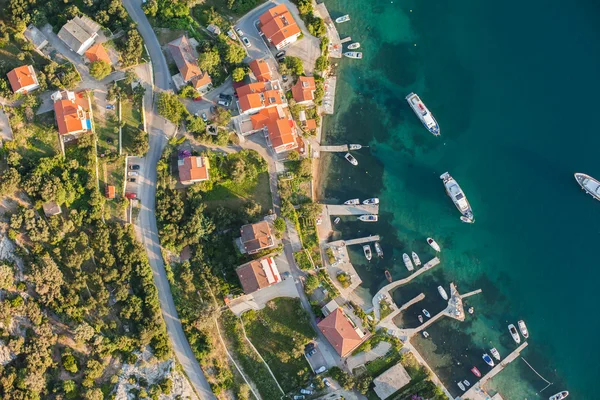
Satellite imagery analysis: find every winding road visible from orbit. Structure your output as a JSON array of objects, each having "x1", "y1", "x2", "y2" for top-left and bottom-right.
[{"x1": 122, "y1": 0, "x2": 215, "y2": 398}]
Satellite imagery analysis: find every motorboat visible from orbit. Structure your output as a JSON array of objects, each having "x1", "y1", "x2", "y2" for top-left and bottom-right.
[
  {"x1": 418, "y1": 315, "x2": 423, "y2": 323},
  {"x1": 347, "y1": 42, "x2": 360, "y2": 50},
  {"x1": 411, "y1": 251, "x2": 421, "y2": 266},
  {"x1": 374, "y1": 242, "x2": 384, "y2": 258},
  {"x1": 463, "y1": 380, "x2": 471, "y2": 387},
  {"x1": 363, "y1": 198, "x2": 379, "y2": 205},
  {"x1": 405, "y1": 92, "x2": 440, "y2": 136},
  {"x1": 440, "y1": 172, "x2": 474, "y2": 223},
  {"x1": 490, "y1": 348, "x2": 501, "y2": 361},
  {"x1": 344, "y1": 198, "x2": 360, "y2": 205},
  {"x1": 549, "y1": 391, "x2": 569, "y2": 400},
  {"x1": 335, "y1": 14, "x2": 350, "y2": 23},
  {"x1": 363, "y1": 245, "x2": 372, "y2": 261},
  {"x1": 422, "y1": 309, "x2": 431, "y2": 318},
  {"x1": 574, "y1": 173, "x2": 600, "y2": 201},
  {"x1": 518, "y1": 320, "x2": 529, "y2": 339},
  {"x1": 345, "y1": 153, "x2": 358, "y2": 165},
  {"x1": 471, "y1": 367, "x2": 482, "y2": 378},
  {"x1": 438, "y1": 286, "x2": 449, "y2": 301},
  {"x1": 384, "y1": 270, "x2": 392, "y2": 283},
  {"x1": 358, "y1": 214, "x2": 378, "y2": 222},
  {"x1": 343, "y1": 52, "x2": 363, "y2": 59},
  {"x1": 508, "y1": 324, "x2": 521, "y2": 344},
  {"x1": 422, "y1": 331, "x2": 429, "y2": 338},
  {"x1": 482, "y1": 353, "x2": 495, "y2": 367},
  {"x1": 348, "y1": 144, "x2": 362, "y2": 150},
  {"x1": 403, "y1": 253, "x2": 414, "y2": 271},
  {"x1": 427, "y1": 237, "x2": 441, "y2": 252},
  {"x1": 457, "y1": 382, "x2": 466, "y2": 391},
  {"x1": 334, "y1": 217, "x2": 341, "y2": 224},
  {"x1": 468, "y1": 307, "x2": 474, "y2": 314}
]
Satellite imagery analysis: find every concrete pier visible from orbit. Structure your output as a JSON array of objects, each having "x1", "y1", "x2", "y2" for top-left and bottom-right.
[
  {"x1": 320, "y1": 144, "x2": 349, "y2": 152},
  {"x1": 328, "y1": 235, "x2": 381, "y2": 247},
  {"x1": 314, "y1": 2, "x2": 342, "y2": 58},
  {"x1": 461, "y1": 289, "x2": 483, "y2": 299},
  {"x1": 326, "y1": 204, "x2": 379, "y2": 216}
]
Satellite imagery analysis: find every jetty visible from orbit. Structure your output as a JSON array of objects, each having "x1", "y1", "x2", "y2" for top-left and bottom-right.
[
  {"x1": 326, "y1": 203, "x2": 379, "y2": 216},
  {"x1": 329, "y1": 235, "x2": 380, "y2": 247},
  {"x1": 322, "y1": 76, "x2": 336, "y2": 115},
  {"x1": 314, "y1": 2, "x2": 342, "y2": 58},
  {"x1": 320, "y1": 144, "x2": 349, "y2": 152},
  {"x1": 340, "y1": 36, "x2": 352, "y2": 44}
]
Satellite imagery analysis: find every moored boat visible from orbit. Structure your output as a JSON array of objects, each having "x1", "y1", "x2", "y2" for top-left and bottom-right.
[
  {"x1": 363, "y1": 198, "x2": 379, "y2": 205},
  {"x1": 348, "y1": 144, "x2": 362, "y2": 150},
  {"x1": 518, "y1": 320, "x2": 529, "y2": 339},
  {"x1": 468, "y1": 307, "x2": 474, "y2": 314},
  {"x1": 422, "y1": 331, "x2": 429, "y2": 338},
  {"x1": 418, "y1": 315, "x2": 423, "y2": 323},
  {"x1": 427, "y1": 237, "x2": 441, "y2": 252},
  {"x1": 457, "y1": 382, "x2": 466, "y2": 392},
  {"x1": 422, "y1": 309, "x2": 431, "y2": 318},
  {"x1": 345, "y1": 152, "x2": 358, "y2": 165},
  {"x1": 482, "y1": 353, "x2": 495, "y2": 367},
  {"x1": 334, "y1": 217, "x2": 341, "y2": 224},
  {"x1": 363, "y1": 245, "x2": 372, "y2": 261},
  {"x1": 384, "y1": 270, "x2": 392, "y2": 283},
  {"x1": 508, "y1": 324, "x2": 521, "y2": 344},
  {"x1": 471, "y1": 367, "x2": 482, "y2": 378},
  {"x1": 490, "y1": 348, "x2": 501, "y2": 361},
  {"x1": 343, "y1": 51, "x2": 362, "y2": 59},
  {"x1": 463, "y1": 380, "x2": 471, "y2": 387},
  {"x1": 344, "y1": 198, "x2": 360, "y2": 205},
  {"x1": 358, "y1": 214, "x2": 378, "y2": 222},
  {"x1": 411, "y1": 251, "x2": 421, "y2": 266},
  {"x1": 405, "y1": 92, "x2": 440, "y2": 136},
  {"x1": 347, "y1": 42, "x2": 360, "y2": 49},
  {"x1": 438, "y1": 285, "x2": 449, "y2": 301},
  {"x1": 574, "y1": 172, "x2": 600, "y2": 201},
  {"x1": 335, "y1": 14, "x2": 350, "y2": 23},
  {"x1": 549, "y1": 391, "x2": 569, "y2": 400},
  {"x1": 440, "y1": 172, "x2": 474, "y2": 223},
  {"x1": 403, "y1": 253, "x2": 414, "y2": 271},
  {"x1": 374, "y1": 242, "x2": 384, "y2": 257}
]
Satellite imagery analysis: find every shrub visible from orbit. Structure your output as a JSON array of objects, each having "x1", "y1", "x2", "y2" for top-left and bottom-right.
[{"x1": 89, "y1": 60, "x2": 111, "y2": 80}]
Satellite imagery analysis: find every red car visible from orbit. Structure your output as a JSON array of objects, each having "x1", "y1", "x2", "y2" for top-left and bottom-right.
[
  {"x1": 193, "y1": 96, "x2": 202, "y2": 102},
  {"x1": 125, "y1": 192, "x2": 137, "y2": 199}
]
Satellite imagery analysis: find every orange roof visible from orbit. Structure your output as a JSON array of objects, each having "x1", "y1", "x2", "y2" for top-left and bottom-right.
[
  {"x1": 305, "y1": 119, "x2": 317, "y2": 130},
  {"x1": 250, "y1": 107, "x2": 281, "y2": 130},
  {"x1": 7, "y1": 65, "x2": 37, "y2": 93},
  {"x1": 85, "y1": 43, "x2": 111, "y2": 65},
  {"x1": 264, "y1": 89, "x2": 284, "y2": 106},
  {"x1": 54, "y1": 99, "x2": 87, "y2": 135},
  {"x1": 318, "y1": 308, "x2": 364, "y2": 357},
  {"x1": 259, "y1": 4, "x2": 301, "y2": 47},
  {"x1": 249, "y1": 59, "x2": 272, "y2": 82},
  {"x1": 105, "y1": 185, "x2": 115, "y2": 199},
  {"x1": 236, "y1": 82, "x2": 266, "y2": 97},
  {"x1": 236, "y1": 257, "x2": 281, "y2": 294},
  {"x1": 168, "y1": 36, "x2": 202, "y2": 81},
  {"x1": 292, "y1": 76, "x2": 316, "y2": 103},
  {"x1": 239, "y1": 93, "x2": 264, "y2": 112},
  {"x1": 267, "y1": 117, "x2": 296, "y2": 150},
  {"x1": 192, "y1": 72, "x2": 212, "y2": 89},
  {"x1": 178, "y1": 156, "x2": 209, "y2": 183}
]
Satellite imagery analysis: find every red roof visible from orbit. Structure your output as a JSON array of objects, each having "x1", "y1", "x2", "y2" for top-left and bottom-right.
[
  {"x1": 237, "y1": 82, "x2": 268, "y2": 112},
  {"x1": 192, "y1": 72, "x2": 212, "y2": 89},
  {"x1": 304, "y1": 119, "x2": 317, "y2": 130},
  {"x1": 236, "y1": 257, "x2": 281, "y2": 294},
  {"x1": 54, "y1": 99, "x2": 87, "y2": 135},
  {"x1": 249, "y1": 59, "x2": 272, "y2": 82},
  {"x1": 7, "y1": 65, "x2": 37, "y2": 93},
  {"x1": 259, "y1": 4, "x2": 301, "y2": 48},
  {"x1": 250, "y1": 107, "x2": 297, "y2": 152},
  {"x1": 85, "y1": 43, "x2": 111, "y2": 65},
  {"x1": 317, "y1": 308, "x2": 364, "y2": 357},
  {"x1": 168, "y1": 36, "x2": 207, "y2": 82},
  {"x1": 178, "y1": 156, "x2": 209, "y2": 184},
  {"x1": 292, "y1": 76, "x2": 316, "y2": 103}
]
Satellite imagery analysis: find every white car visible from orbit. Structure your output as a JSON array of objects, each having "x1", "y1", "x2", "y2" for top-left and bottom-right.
[
  {"x1": 315, "y1": 366, "x2": 327, "y2": 374},
  {"x1": 127, "y1": 171, "x2": 139, "y2": 177},
  {"x1": 242, "y1": 37, "x2": 251, "y2": 47},
  {"x1": 236, "y1": 28, "x2": 243, "y2": 36}
]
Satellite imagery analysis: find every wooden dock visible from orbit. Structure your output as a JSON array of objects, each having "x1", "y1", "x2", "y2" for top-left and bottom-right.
[
  {"x1": 320, "y1": 145, "x2": 349, "y2": 152},
  {"x1": 325, "y1": 204, "x2": 379, "y2": 216},
  {"x1": 341, "y1": 235, "x2": 381, "y2": 246},
  {"x1": 461, "y1": 289, "x2": 483, "y2": 299},
  {"x1": 340, "y1": 36, "x2": 352, "y2": 44}
]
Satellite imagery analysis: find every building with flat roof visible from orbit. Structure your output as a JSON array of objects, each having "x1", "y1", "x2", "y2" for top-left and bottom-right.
[
  {"x1": 236, "y1": 257, "x2": 281, "y2": 294},
  {"x1": 372, "y1": 363, "x2": 411, "y2": 399},
  {"x1": 259, "y1": 4, "x2": 302, "y2": 50},
  {"x1": 58, "y1": 16, "x2": 100, "y2": 55}
]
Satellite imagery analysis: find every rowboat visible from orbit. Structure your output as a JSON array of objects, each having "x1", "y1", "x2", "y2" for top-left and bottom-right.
[
  {"x1": 384, "y1": 270, "x2": 392, "y2": 282},
  {"x1": 403, "y1": 253, "x2": 414, "y2": 271},
  {"x1": 471, "y1": 367, "x2": 481, "y2": 378}
]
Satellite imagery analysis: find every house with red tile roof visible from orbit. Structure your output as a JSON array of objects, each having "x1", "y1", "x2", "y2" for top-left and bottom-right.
[
  {"x1": 236, "y1": 81, "x2": 286, "y2": 115},
  {"x1": 7, "y1": 65, "x2": 39, "y2": 94},
  {"x1": 250, "y1": 106, "x2": 298, "y2": 154},
  {"x1": 85, "y1": 43, "x2": 111, "y2": 65},
  {"x1": 249, "y1": 59, "x2": 272, "y2": 82},
  {"x1": 168, "y1": 35, "x2": 212, "y2": 93},
  {"x1": 317, "y1": 307, "x2": 367, "y2": 357},
  {"x1": 292, "y1": 76, "x2": 316, "y2": 104},
  {"x1": 259, "y1": 4, "x2": 302, "y2": 50},
  {"x1": 239, "y1": 221, "x2": 275, "y2": 254},
  {"x1": 51, "y1": 90, "x2": 90, "y2": 136},
  {"x1": 178, "y1": 155, "x2": 210, "y2": 185},
  {"x1": 236, "y1": 256, "x2": 281, "y2": 294}
]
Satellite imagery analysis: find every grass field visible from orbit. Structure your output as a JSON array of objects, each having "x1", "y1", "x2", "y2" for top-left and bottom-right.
[
  {"x1": 10, "y1": 110, "x2": 60, "y2": 163},
  {"x1": 203, "y1": 171, "x2": 273, "y2": 213}
]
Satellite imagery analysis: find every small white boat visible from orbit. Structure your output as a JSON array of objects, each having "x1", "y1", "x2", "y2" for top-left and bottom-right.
[
  {"x1": 438, "y1": 286, "x2": 449, "y2": 301},
  {"x1": 358, "y1": 214, "x2": 378, "y2": 222},
  {"x1": 463, "y1": 380, "x2": 471, "y2": 387},
  {"x1": 334, "y1": 217, "x2": 340, "y2": 224},
  {"x1": 468, "y1": 307, "x2": 474, "y2": 314},
  {"x1": 363, "y1": 245, "x2": 372, "y2": 261},
  {"x1": 457, "y1": 382, "x2": 466, "y2": 392},
  {"x1": 335, "y1": 14, "x2": 350, "y2": 23},
  {"x1": 347, "y1": 42, "x2": 360, "y2": 50},
  {"x1": 343, "y1": 52, "x2": 362, "y2": 59},
  {"x1": 427, "y1": 237, "x2": 441, "y2": 252},
  {"x1": 549, "y1": 391, "x2": 569, "y2": 400},
  {"x1": 374, "y1": 242, "x2": 383, "y2": 258},
  {"x1": 508, "y1": 324, "x2": 521, "y2": 344},
  {"x1": 403, "y1": 253, "x2": 414, "y2": 271},
  {"x1": 418, "y1": 315, "x2": 423, "y2": 323},
  {"x1": 344, "y1": 153, "x2": 358, "y2": 165},
  {"x1": 422, "y1": 309, "x2": 431, "y2": 318},
  {"x1": 518, "y1": 320, "x2": 529, "y2": 339},
  {"x1": 348, "y1": 144, "x2": 362, "y2": 150},
  {"x1": 344, "y1": 198, "x2": 360, "y2": 205},
  {"x1": 490, "y1": 348, "x2": 501, "y2": 361},
  {"x1": 422, "y1": 331, "x2": 429, "y2": 338},
  {"x1": 362, "y1": 198, "x2": 379, "y2": 205},
  {"x1": 411, "y1": 251, "x2": 421, "y2": 266},
  {"x1": 482, "y1": 353, "x2": 495, "y2": 367}
]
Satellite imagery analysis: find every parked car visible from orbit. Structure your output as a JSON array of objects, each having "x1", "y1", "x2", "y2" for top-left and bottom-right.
[
  {"x1": 306, "y1": 349, "x2": 317, "y2": 357},
  {"x1": 201, "y1": 112, "x2": 208, "y2": 122},
  {"x1": 129, "y1": 164, "x2": 140, "y2": 170},
  {"x1": 227, "y1": 30, "x2": 237, "y2": 40},
  {"x1": 275, "y1": 50, "x2": 286, "y2": 58},
  {"x1": 127, "y1": 171, "x2": 139, "y2": 177},
  {"x1": 125, "y1": 192, "x2": 137, "y2": 199},
  {"x1": 105, "y1": 104, "x2": 115, "y2": 110},
  {"x1": 315, "y1": 366, "x2": 327, "y2": 374},
  {"x1": 193, "y1": 96, "x2": 202, "y2": 102},
  {"x1": 282, "y1": 74, "x2": 289, "y2": 82},
  {"x1": 277, "y1": 57, "x2": 285, "y2": 64},
  {"x1": 305, "y1": 342, "x2": 315, "y2": 350},
  {"x1": 217, "y1": 99, "x2": 230, "y2": 107},
  {"x1": 127, "y1": 178, "x2": 136, "y2": 183},
  {"x1": 293, "y1": 396, "x2": 305, "y2": 400},
  {"x1": 242, "y1": 37, "x2": 251, "y2": 47},
  {"x1": 236, "y1": 28, "x2": 243, "y2": 36},
  {"x1": 323, "y1": 378, "x2": 331, "y2": 387},
  {"x1": 300, "y1": 389, "x2": 313, "y2": 395}
]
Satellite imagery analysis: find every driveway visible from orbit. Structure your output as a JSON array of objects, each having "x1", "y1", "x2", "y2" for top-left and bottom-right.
[
  {"x1": 0, "y1": 106, "x2": 13, "y2": 141},
  {"x1": 235, "y1": 2, "x2": 277, "y2": 61}
]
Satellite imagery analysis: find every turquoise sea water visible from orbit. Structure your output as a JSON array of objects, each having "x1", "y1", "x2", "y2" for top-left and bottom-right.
[{"x1": 317, "y1": 0, "x2": 600, "y2": 398}]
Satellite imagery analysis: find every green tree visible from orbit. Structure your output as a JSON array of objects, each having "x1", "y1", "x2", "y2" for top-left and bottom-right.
[
  {"x1": 130, "y1": 129, "x2": 149, "y2": 155},
  {"x1": 0, "y1": 264, "x2": 13, "y2": 289},
  {"x1": 213, "y1": 107, "x2": 232, "y2": 127},
  {"x1": 186, "y1": 115, "x2": 206, "y2": 134},
  {"x1": 224, "y1": 42, "x2": 246, "y2": 64},
  {"x1": 232, "y1": 67, "x2": 246, "y2": 82},
  {"x1": 304, "y1": 274, "x2": 319, "y2": 292},
  {"x1": 285, "y1": 56, "x2": 304, "y2": 76},
  {"x1": 157, "y1": 92, "x2": 189, "y2": 124},
  {"x1": 63, "y1": 380, "x2": 76, "y2": 394},
  {"x1": 198, "y1": 48, "x2": 221, "y2": 74},
  {"x1": 62, "y1": 352, "x2": 78, "y2": 374},
  {"x1": 143, "y1": 0, "x2": 158, "y2": 16},
  {"x1": 273, "y1": 217, "x2": 286, "y2": 233},
  {"x1": 315, "y1": 55, "x2": 329, "y2": 73},
  {"x1": 124, "y1": 70, "x2": 139, "y2": 85},
  {"x1": 179, "y1": 85, "x2": 197, "y2": 98}
]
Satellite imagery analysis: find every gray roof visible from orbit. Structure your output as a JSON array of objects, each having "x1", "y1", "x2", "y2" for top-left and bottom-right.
[
  {"x1": 24, "y1": 25, "x2": 48, "y2": 49},
  {"x1": 58, "y1": 16, "x2": 100, "y2": 50},
  {"x1": 373, "y1": 363, "x2": 411, "y2": 400}
]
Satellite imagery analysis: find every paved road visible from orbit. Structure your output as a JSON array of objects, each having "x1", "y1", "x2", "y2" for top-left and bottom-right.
[{"x1": 122, "y1": 0, "x2": 216, "y2": 399}]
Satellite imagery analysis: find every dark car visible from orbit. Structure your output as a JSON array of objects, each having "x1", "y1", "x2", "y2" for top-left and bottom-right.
[
  {"x1": 277, "y1": 57, "x2": 285, "y2": 64},
  {"x1": 129, "y1": 164, "x2": 140, "y2": 170},
  {"x1": 304, "y1": 342, "x2": 315, "y2": 351},
  {"x1": 275, "y1": 50, "x2": 286, "y2": 58},
  {"x1": 127, "y1": 178, "x2": 136, "y2": 183}
]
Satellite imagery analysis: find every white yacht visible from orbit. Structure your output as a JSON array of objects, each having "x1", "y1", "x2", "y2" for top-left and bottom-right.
[
  {"x1": 374, "y1": 242, "x2": 384, "y2": 258},
  {"x1": 411, "y1": 251, "x2": 421, "y2": 266},
  {"x1": 549, "y1": 391, "x2": 569, "y2": 400},
  {"x1": 348, "y1": 144, "x2": 362, "y2": 150},
  {"x1": 422, "y1": 309, "x2": 431, "y2": 318},
  {"x1": 575, "y1": 173, "x2": 600, "y2": 200},
  {"x1": 343, "y1": 52, "x2": 362, "y2": 59},
  {"x1": 335, "y1": 14, "x2": 350, "y2": 23},
  {"x1": 438, "y1": 286, "x2": 448, "y2": 301},
  {"x1": 347, "y1": 42, "x2": 360, "y2": 50},
  {"x1": 440, "y1": 172, "x2": 474, "y2": 223},
  {"x1": 363, "y1": 198, "x2": 379, "y2": 205},
  {"x1": 403, "y1": 253, "x2": 414, "y2": 271},
  {"x1": 508, "y1": 324, "x2": 521, "y2": 344},
  {"x1": 345, "y1": 153, "x2": 358, "y2": 165},
  {"x1": 457, "y1": 382, "x2": 466, "y2": 392},
  {"x1": 363, "y1": 245, "x2": 372, "y2": 261},
  {"x1": 405, "y1": 92, "x2": 440, "y2": 136},
  {"x1": 358, "y1": 214, "x2": 378, "y2": 222},
  {"x1": 427, "y1": 237, "x2": 441, "y2": 252},
  {"x1": 344, "y1": 198, "x2": 360, "y2": 205},
  {"x1": 490, "y1": 348, "x2": 501, "y2": 360},
  {"x1": 518, "y1": 320, "x2": 529, "y2": 339}
]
